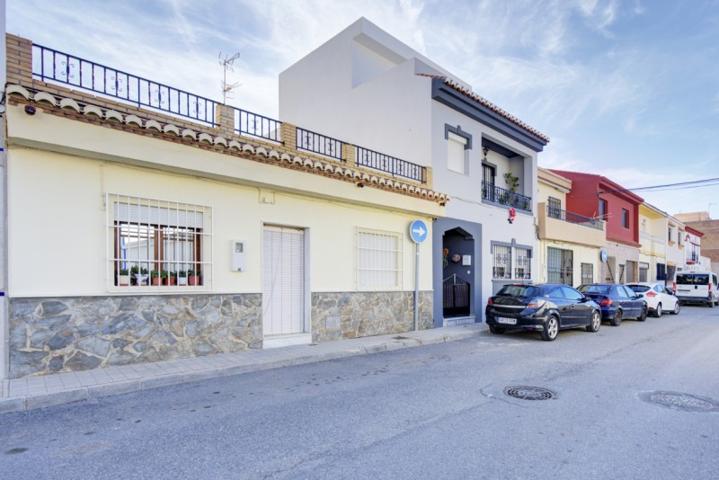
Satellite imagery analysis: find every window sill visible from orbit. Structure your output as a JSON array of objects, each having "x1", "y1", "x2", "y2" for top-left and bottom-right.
[{"x1": 107, "y1": 286, "x2": 212, "y2": 295}]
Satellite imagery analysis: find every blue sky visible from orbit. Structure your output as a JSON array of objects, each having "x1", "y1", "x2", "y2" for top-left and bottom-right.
[{"x1": 8, "y1": 0, "x2": 719, "y2": 215}]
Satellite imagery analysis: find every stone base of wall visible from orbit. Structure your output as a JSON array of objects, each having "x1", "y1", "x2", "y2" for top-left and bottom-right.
[
  {"x1": 311, "y1": 291, "x2": 432, "y2": 343},
  {"x1": 9, "y1": 294, "x2": 262, "y2": 378}
]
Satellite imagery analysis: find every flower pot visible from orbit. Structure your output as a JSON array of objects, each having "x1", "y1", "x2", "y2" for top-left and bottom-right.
[
  {"x1": 151, "y1": 276, "x2": 162, "y2": 286},
  {"x1": 164, "y1": 276, "x2": 177, "y2": 286},
  {"x1": 118, "y1": 275, "x2": 130, "y2": 286},
  {"x1": 178, "y1": 276, "x2": 188, "y2": 286},
  {"x1": 135, "y1": 274, "x2": 149, "y2": 286},
  {"x1": 188, "y1": 275, "x2": 201, "y2": 286}
]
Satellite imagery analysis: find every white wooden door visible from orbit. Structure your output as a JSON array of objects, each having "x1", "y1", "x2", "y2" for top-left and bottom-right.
[{"x1": 262, "y1": 226, "x2": 305, "y2": 337}]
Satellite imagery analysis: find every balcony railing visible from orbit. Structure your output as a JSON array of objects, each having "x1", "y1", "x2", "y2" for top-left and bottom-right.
[
  {"x1": 28, "y1": 42, "x2": 431, "y2": 184},
  {"x1": 32, "y1": 44, "x2": 217, "y2": 126},
  {"x1": 547, "y1": 205, "x2": 603, "y2": 230},
  {"x1": 356, "y1": 146, "x2": 427, "y2": 183},
  {"x1": 234, "y1": 108, "x2": 281, "y2": 143},
  {"x1": 296, "y1": 127, "x2": 344, "y2": 160},
  {"x1": 482, "y1": 181, "x2": 532, "y2": 212}
]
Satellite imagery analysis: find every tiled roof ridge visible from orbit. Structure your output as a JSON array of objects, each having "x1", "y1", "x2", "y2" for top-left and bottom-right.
[
  {"x1": 418, "y1": 73, "x2": 549, "y2": 143},
  {"x1": 6, "y1": 84, "x2": 450, "y2": 206}
]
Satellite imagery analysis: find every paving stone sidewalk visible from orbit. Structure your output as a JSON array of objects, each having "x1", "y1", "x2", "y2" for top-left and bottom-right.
[{"x1": 0, "y1": 324, "x2": 484, "y2": 414}]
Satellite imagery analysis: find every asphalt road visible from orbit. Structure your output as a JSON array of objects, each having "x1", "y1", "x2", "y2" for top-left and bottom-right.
[{"x1": 2, "y1": 306, "x2": 719, "y2": 479}]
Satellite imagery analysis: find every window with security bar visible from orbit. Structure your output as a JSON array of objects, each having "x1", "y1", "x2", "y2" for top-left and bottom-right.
[
  {"x1": 514, "y1": 247, "x2": 532, "y2": 280},
  {"x1": 547, "y1": 247, "x2": 573, "y2": 285},
  {"x1": 357, "y1": 230, "x2": 402, "y2": 289},
  {"x1": 108, "y1": 195, "x2": 212, "y2": 289},
  {"x1": 492, "y1": 244, "x2": 512, "y2": 280},
  {"x1": 581, "y1": 263, "x2": 594, "y2": 285}
]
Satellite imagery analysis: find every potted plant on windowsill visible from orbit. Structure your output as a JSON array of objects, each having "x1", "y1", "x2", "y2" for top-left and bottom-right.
[
  {"x1": 177, "y1": 270, "x2": 188, "y2": 286},
  {"x1": 163, "y1": 270, "x2": 177, "y2": 286},
  {"x1": 118, "y1": 268, "x2": 130, "y2": 286},
  {"x1": 131, "y1": 266, "x2": 149, "y2": 286},
  {"x1": 150, "y1": 270, "x2": 162, "y2": 286},
  {"x1": 187, "y1": 269, "x2": 201, "y2": 286}
]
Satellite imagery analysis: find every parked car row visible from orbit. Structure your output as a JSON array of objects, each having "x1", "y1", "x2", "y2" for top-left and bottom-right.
[{"x1": 485, "y1": 281, "x2": 683, "y2": 341}]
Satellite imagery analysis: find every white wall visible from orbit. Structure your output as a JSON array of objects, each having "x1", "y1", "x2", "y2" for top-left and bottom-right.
[
  {"x1": 7, "y1": 149, "x2": 434, "y2": 297},
  {"x1": 280, "y1": 35, "x2": 434, "y2": 167}
]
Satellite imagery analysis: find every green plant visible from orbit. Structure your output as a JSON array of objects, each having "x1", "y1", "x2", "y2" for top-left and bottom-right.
[
  {"x1": 160, "y1": 270, "x2": 169, "y2": 280},
  {"x1": 178, "y1": 270, "x2": 187, "y2": 278},
  {"x1": 119, "y1": 268, "x2": 129, "y2": 276},
  {"x1": 150, "y1": 270, "x2": 161, "y2": 278},
  {"x1": 130, "y1": 265, "x2": 140, "y2": 275},
  {"x1": 503, "y1": 172, "x2": 520, "y2": 193}
]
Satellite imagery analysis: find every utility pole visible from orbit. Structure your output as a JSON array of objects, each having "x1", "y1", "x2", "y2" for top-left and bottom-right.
[{"x1": 218, "y1": 51, "x2": 241, "y2": 104}]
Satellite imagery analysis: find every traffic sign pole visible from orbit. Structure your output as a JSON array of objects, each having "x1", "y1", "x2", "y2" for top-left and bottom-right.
[
  {"x1": 408, "y1": 219, "x2": 428, "y2": 332},
  {"x1": 414, "y1": 241, "x2": 419, "y2": 331}
]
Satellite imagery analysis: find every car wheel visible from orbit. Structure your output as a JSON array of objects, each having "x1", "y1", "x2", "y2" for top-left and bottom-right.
[
  {"x1": 654, "y1": 303, "x2": 662, "y2": 317},
  {"x1": 638, "y1": 306, "x2": 648, "y2": 322},
  {"x1": 709, "y1": 300, "x2": 715, "y2": 308},
  {"x1": 610, "y1": 309, "x2": 623, "y2": 327},
  {"x1": 541, "y1": 315, "x2": 559, "y2": 341},
  {"x1": 586, "y1": 310, "x2": 601, "y2": 333},
  {"x1": 489, "y1": 325, "x2": 504, "y2": 334},
  {"x1": 671, "y1": 301, "x2": 681, "y2": 315}
]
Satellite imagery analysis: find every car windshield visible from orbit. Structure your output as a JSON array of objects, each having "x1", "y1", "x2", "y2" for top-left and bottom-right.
[
  {"x1": 496, "y1": 285, "x2": 539, "y2": 298},
  {"x1": 579, "y1": 284, "x2": 612, "y2": 295},
  {"x1": 628, "y1": 285, "x2": 651, "y2": 293},
  {"x1": 676, "y1": 274, "x2": 709, "y2": 285}
]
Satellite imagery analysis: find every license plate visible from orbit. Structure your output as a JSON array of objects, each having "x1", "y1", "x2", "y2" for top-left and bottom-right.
[{"x1": 497, "y1": 316, "x2": 517, "y2": 325}]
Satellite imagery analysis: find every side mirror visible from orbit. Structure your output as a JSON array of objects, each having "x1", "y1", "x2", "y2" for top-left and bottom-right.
[{"x1": 580, "y1": 295, "x2": 589, "y2": 303}]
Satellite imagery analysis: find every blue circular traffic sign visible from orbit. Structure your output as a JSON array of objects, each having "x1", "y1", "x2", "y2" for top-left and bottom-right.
[{"x1": 409, "y1": 220, "x2": 428, "y2": 243}]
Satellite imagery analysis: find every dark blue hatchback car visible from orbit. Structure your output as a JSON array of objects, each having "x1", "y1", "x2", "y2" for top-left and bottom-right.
[{"x1": 578, "y1": 284, "x2": 647, "y2": 326}]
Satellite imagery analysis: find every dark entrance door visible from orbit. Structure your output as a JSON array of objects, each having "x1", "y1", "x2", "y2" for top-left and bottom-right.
[{"x1": 442, "y1": 228, "x2": 474, "y2": 318}]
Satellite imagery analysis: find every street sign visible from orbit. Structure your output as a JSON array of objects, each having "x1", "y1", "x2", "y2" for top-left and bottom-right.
[
  {"x1": 409, "y1": 219, "x2": 428, "y2": 244},
  {"x1": 599, "y1": 248, "x2": 608, "y2": 263}
]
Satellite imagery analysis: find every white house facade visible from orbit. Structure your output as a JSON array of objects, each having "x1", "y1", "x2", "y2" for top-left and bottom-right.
[
  {"x1": 279, "y1": 18, "x2": 548, "y2": 326},
  {"x1": 0, "y1": 34, "x2": 447, "y2": 380}
]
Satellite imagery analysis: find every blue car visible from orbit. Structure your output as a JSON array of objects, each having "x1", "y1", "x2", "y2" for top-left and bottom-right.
[{"x1": 578, "y1": 284, "x2": 647, "y2": 326}]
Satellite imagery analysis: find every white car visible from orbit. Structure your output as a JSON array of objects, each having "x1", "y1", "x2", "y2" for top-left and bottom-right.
[{"x1": 627, "y1": 282, "x2": 680, "y2": 316}]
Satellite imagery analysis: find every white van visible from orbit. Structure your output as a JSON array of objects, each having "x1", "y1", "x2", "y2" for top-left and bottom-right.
[{"x1": 675, "y1": 272, "x2": 719, "y2": 306}]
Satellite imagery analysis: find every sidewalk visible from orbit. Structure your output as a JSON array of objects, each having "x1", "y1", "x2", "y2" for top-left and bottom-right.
[{"x1": 0, "y1": 324, "x2": 484, "y2": 414}]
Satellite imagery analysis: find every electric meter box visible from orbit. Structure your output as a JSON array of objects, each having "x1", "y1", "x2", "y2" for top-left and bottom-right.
[{"x1": 232, "y1": 240, "x2": 246, "y2": 272}]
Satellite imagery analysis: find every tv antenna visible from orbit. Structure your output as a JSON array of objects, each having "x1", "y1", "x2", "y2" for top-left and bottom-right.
[{"x1": 219, "y1": 51, "x2": 242, "y2": 104}]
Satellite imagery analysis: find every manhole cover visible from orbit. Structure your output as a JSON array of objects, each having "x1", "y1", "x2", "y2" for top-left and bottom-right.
[
  {"x1": 504, "y1": 386, "x2": 555, "y2": 401},
  {"x1": 639, "y1": 391, "x2": 719, "y2": 413},
  {"x1": 393, "y1": 336, "x2": 410, "y2": 340}
]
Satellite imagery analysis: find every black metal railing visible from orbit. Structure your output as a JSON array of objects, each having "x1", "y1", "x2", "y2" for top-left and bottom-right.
[
  {"x1": 482, "y1": 181, "x2": 532, "y2": 212},
  {"x1": 31, "y1": 44, "x2": 217, "y2": 125},
  {"x1": 546, "y1": 205, "x2": 603, "y2": 230},
  {"x1": 234, "y1": 108, "x2": 281, "y2": 142},
  {"x1": 296, "y1": 127, "x2": 344, "y2": 160},
  {"x1": 356, "y1": 146, "x2": 427, "y2": 183}
]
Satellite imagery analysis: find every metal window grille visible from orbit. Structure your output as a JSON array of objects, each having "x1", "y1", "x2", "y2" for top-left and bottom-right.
[
  {"x1": 492, "y1": 244, "x2": 512, "y2": 280},
  {"x1": 547, "y1": 247, "x2": 573, "y2": 285},
  {"x1": 547, "y1": 197, "x2": 562, "y2": 219},
  {"x1": 357, "y1": 230, "x2": 402, "y2": 289},
  {"x1": 581, "y1": 263, "x2": 594, "y2": 285},
  {"x1": 107, "y1": 194, "x2": 212, "y2": 290},
  {"x1": 514, "y1": 247, "x2": 532, "y2": 280}
]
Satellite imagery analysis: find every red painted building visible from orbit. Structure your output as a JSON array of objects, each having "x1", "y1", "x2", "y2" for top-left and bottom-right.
[
  {"x1": 551, "y1": 170, "x2": 644, "y2": 283},
  {"x1": 550, "y1": 170, "x2": 644, "y2": 245}
]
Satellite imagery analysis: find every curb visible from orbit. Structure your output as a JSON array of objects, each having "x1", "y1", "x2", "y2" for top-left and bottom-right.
[{"x1": 0, "y1": 326, "x2": 483, "y2": 414}]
